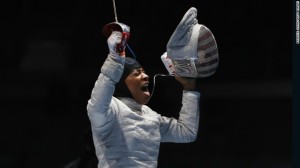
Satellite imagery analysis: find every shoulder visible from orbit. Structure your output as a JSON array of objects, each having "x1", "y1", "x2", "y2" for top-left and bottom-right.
[
  {"x1": 111, "y1": 97, "x2": 130, "y2": 112},
  {"x1": 142, "y1": 105, "x2": 160, "y2": 117}
]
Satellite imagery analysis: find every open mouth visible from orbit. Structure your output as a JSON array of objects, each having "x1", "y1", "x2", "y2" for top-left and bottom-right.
[{"x1": 141, "y1": 83, "x2": 149, "y2": 92}]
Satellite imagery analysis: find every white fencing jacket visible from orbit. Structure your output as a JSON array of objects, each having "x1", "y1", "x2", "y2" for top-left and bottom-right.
[{"x1": 87, "y1": 54, "x2": 200, "y2": 168}]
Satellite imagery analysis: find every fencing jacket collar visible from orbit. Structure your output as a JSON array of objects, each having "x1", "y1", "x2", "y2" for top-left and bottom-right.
[{"x1": 117, "y1": 97, "x2": 143, "y2": 113}]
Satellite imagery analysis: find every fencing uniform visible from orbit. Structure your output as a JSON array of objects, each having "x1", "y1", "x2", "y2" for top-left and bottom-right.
[{"x1": 87, "y1": 53, "x2": 200, "y2": 168}]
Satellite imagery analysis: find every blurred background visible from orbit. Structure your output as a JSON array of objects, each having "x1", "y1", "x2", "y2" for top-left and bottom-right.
[{"x1": 0, "y1": 0, "x2": 293, "y2": 168}]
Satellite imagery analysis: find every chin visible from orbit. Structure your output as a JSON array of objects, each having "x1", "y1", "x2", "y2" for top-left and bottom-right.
[
  {"x1": 142, "y1": 99, "x2": 150, "y2": 105},
  {"x1": 136, "y1": 99, "x2": 149, "y2": 105},
  {"x1": 136, "y1": 96, "x2": 150, "y2": 105},
  {"x1": 132, "y1": 90, "x2": 151, "y2": 104}
]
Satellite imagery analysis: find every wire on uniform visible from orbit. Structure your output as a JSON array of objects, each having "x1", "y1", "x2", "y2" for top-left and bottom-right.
[
  {"x1": 124, "y1": 44, "x2": 138, "y2": 64},
  {"x1": 148, "y1": 74, "x2": 174, "y2": 101},
  {"x1": 126, "y1": 44, "x2": 136, "y2": 60}
]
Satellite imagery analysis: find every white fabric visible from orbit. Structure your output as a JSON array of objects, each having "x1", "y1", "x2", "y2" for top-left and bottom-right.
[
  {"x1": 107, "y1": 31, "x2": 123, "y2": 57},
  {"x1": 167, "y1": 7, "x2": 198, "y2": 60},
  {"x1": 166, "y1": 7, "x2": 219, "y2": 78},
  {"x1": 87, "y1": 54, "x2": 200, "y2": 168}
]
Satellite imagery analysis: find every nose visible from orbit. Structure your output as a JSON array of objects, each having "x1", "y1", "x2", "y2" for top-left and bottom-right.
[{"x1": 141, "y1": 72, "x2": 149, "y2": 81}]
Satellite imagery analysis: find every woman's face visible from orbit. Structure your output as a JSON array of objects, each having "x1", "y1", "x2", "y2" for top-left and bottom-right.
[{"x1": 125, "y1": 68, "x2": 150, "y2": 105}]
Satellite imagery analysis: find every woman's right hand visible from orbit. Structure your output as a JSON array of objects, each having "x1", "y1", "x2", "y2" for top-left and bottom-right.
[{"x1": 107, "y1": 31, "x2": 126, "y2": 57}]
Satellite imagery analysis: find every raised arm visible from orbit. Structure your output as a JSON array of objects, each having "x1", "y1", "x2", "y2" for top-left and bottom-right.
[
  {"x1": 160, "y1": 76, "x2": 200, "y2": 143},
  {"x1": 87, "y1": 31, "x2": 126, "y2": 130}
]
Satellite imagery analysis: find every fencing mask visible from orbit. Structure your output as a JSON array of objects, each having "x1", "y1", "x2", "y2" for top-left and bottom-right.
[{"x1": 163, "y1": 7, "x2": 219, "y2": 78}]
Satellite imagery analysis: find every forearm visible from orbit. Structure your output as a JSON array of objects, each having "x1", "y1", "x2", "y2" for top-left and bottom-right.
[
  {"x1": 177, "y1": 90, "x2": 200, "y2": 141},
  {"x1": 160, "y1": 90, "x2": 200, "y2": 142},
  {"x1": 87, "y1": 54, "x2": 125, "y2": 127}
]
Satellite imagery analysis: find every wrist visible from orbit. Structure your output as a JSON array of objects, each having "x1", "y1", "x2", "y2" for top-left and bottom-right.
[
  {"x1": 183, "y1": 84, "x2": 196, "y2": 91},
  {"x1": 119, "y1": 51, "x2": 125, "y2": 57}
]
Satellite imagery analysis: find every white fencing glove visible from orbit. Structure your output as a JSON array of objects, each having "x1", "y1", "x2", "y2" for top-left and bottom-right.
[
  {"x1": 107, "y1": 31, "x2": 126, "y2": 57},
  {"x1": 167, "y1": 7, "x2": 198, "y2": 60}
]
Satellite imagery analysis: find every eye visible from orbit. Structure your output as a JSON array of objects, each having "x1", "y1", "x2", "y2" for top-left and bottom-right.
[
  {"x1": 131, "y1": 70, "x2": 140, "y2": 76},
  {"x1": 131, "y1": 68, "x2": 145, "y2": 76},
  {"x1": 132, "y1": 72, "x2": 139, "y2": 76},
  {"x1": 138, "y1": 68, "x2": 146, "y2": 74}
]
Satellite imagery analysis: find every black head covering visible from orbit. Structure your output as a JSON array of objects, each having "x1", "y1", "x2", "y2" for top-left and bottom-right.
[{"x1": 114, "y1": 57, "x2": 142, "y2": 98}]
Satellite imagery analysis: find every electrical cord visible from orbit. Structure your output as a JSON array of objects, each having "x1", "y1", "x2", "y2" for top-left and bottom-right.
[{"x1": 148, "y1": 74, "x2": 174, "y2": 101}]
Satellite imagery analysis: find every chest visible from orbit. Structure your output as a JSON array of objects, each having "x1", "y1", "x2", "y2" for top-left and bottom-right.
[{"x1": 116, "y1": 108, "x2": 161, "y2": 150}]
